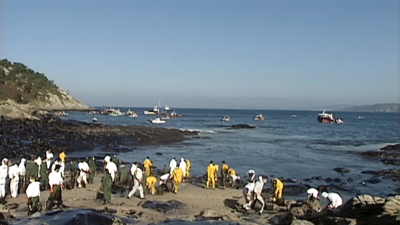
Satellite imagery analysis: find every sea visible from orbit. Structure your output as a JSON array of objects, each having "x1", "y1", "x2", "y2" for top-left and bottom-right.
[{"x1": 62, "y1": 107, "x2": 399, "y2": 200}]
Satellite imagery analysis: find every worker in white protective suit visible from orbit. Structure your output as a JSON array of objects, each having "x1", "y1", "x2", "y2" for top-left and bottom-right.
[
  {"x1": 104, "y1": 155, "x2": 118, "y2": 182},
  {"x1": 242, "y1": 182, "x2": 255, "y2": 210},
  {"x1": 77, "y1": 159, "x2": 90, "y2": 188},
  {"x1": 127, "y1": 163, "x2": 144, "y2": 199},
  {"x1": 169, "y1": 158, "x2": 177, "y2": 175},
  {"x1": 8, "y1": 161, "x2": 20, "y2": 198},
  {"x1": 179, "y1": 158, "x2": 186, "y2": 177},
  {"x1": 0, "y1": 158, "x2": 9, "y2": 203},
  {"x1": 247, "y1": 175, "x2": 268, "y2": 215},
  {"x1": 321, "y1": 191, "x2": 343, "y2": 211}
]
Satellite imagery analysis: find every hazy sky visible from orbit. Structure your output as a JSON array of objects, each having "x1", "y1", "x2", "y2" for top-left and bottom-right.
[{"x1": 1, "y1": 0, "x2": 398, "y2": 109}]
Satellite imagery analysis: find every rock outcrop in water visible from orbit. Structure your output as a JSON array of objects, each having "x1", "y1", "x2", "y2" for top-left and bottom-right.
[
  {"x1": 0, "y1": 114, "x2": 198, "y2": 159},
  {"x1": 361, "y1": 143, "x2": 400, "y2": 166}
]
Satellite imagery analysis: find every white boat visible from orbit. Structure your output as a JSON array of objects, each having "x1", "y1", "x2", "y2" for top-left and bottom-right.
[
  {"x1": 221, "y1": 115, "x2": 230, "y2": 122},
  {"x1": 144, "y1": 106, "x2": 160, "y2": 115},
  {"x1": 92, "y1": 117, "x2": 99, "y2": 122},
  {"x1": 126, "y1": 109, "x2": 138, "y2": 117},
  {"x1": 148, "y1": 117, "x2": 166, "y2": 124},
  {"x1": 109, "y1": 109, "x2": 124, "y2": 117},
  {"x1": 253, "y1": 113, "x2": 265, "y2": 121}
]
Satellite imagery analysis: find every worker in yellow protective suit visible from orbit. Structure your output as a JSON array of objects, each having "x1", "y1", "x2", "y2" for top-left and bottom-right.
[
  {"x1": 272, "y1": 178, "x2": 284, "y2": 199},
  {"x1": 143, "y1": 157, "x2": 153, "y2": 177},
  {"x1": 221, "y1": 161, "x2": 229, "y2": 187},
  {"x1": 228, "y1": 168, "x2": 236, "y2": 176},
  {"x1": 59, "y1": 151, "x2": 67, "y2": 162},
  {"x1": 185, "y1": 159, "x2": 191, "y2": 178},
  {"x1": 206, "y1": 161, "x2": 217, "y2": 189},
  {"x1": 146, "y1": 175, "x2": 157, "y2": 195},
  {"x1": 170, "y1": 166, "x2": 184, "y2": 193},
  {"x1": 213, "y1": 163, "x2": 219, "y2": 184}
]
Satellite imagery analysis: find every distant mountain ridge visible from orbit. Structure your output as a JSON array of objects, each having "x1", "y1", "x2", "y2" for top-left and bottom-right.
[
  {"x1": 0, "y1": 59, "x2": 91, "y2": 119},
  {"x1": 339, "y1": 103, "x2": 400, "y2": 113}
]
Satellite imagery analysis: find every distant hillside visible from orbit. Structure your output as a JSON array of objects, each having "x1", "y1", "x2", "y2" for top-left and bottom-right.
[
  {"x1": 339, "y1": 103, "x2": 400, "y2": 113},
  {"x1": 0, "y1": 59, "x2": 91, "y2": 119}
]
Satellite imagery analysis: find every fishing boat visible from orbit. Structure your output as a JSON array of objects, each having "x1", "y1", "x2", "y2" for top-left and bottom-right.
[
  {"x1": 144, "y1": 106, "x2": 160, "y2": 115},
  {"x1": 221, "y1": 115, "x2": 230, "y2": 122},
  {"x1": 317, "y1": 111, "x2": 335, "y2": 123},
  {"x1": 317, "y1": 111, "x2": 343, "y2": 124},
  {"x1": 148, "y1": 117, "x2": 166, "y2": 124},
  {"x1": 126, "y1": 109, "x2": 138, "y2": 117},
  {"x1": 253, "y1": 113, "x2": 265, "y2": 121},
  {"x1": 109, "y1": 109, "x2": 124, "y2": 117}
]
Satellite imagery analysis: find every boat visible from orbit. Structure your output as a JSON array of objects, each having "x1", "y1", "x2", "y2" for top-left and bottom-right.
[
  {"x1": 102, "y1": 107, "x2": 123, "y2": 116},
  {"x1": 253, "y1": 113, "x2": 265, "y2": 121},
  {"x1": 221, "y1": 115, "x2": 230, "y2": 122},
  {"x1": 335, "y1": 118, "x2": 344, "y2": 124},
  {"x1": 126, "y1": 109, "x2": 138, "y2": 117},
  {"x1": 317, "y1": 111, "x2": 343, "y2": 124},
  {"x1": 317, "y1": 111, "x2": 335, "y2": 123},
  {"x1": 148, "y1": 117, "x2": 166, "y2": 124},
  {"x1": 92, "y1": 117, "x2": 99, "y2": 122},
  {"x1": 109, "y1": 109, "x2": 124, "y2": 117},
  {"x1": 144, "y1": 105, "x2": 160, "y2": 115},
  {"x1": 165, "y1": 111, "x2": 182, "y2": 118}
]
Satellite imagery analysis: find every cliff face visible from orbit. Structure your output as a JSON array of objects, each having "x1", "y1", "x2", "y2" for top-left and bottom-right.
[{"x1": 0, "y1": 59, "x2": 92, "y2": 119}]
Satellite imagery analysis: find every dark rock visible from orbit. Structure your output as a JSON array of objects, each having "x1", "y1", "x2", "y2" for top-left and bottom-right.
[
  {"x1": 229, "y1": 124, "x2": 257, "y2": 129},
  {"x1": 333, "y1": 167, "x2": 350, "y2": 174},
  {"x1": 361, "y1": 144, "x2": 400, "y2": 166},
  {"x1": 141, "y1": 200, "x2": 185, "y2": 213},
  {"x1": 364, "y1": 178, "x2": 381, "y2": 184},
  {"x1": 13, "y1": 208, "x2": 136, "y2": 225},
  {"x1": 0, "y1": 116, "x2": 198, "y2": 159}
]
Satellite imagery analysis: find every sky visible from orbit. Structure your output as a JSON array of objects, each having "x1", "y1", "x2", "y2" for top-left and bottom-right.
[{"x1": 1, "y1": 0, "x2": 398, "y2": 110}]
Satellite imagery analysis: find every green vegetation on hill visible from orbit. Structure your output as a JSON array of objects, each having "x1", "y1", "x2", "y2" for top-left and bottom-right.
[{"x1": 0, "y1": 59, "x2": 61, "y2": 104}]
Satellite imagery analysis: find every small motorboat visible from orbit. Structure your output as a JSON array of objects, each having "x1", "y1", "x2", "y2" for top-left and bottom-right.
[
  {"x1": 148, "y1": 117, "x2": 166, "y2": 124},
  {"x1": 144, "y1": 105, "x2": 160, "y2": 115},
  {"x1": 253, "y1": 113, "x2": 265, "y2": 121},
  {"x1": 335, "y1": 118, "x2": 344, "y2": 124},
  {"x1": 126, "y1": 109, "x2": 138, "y2": 117},
  {"x1": 221, "y1": 115, "x2": 230, "y2": 122},
  {"x1": 92, "y1": 117, "x2": 99, "y2": 122}
]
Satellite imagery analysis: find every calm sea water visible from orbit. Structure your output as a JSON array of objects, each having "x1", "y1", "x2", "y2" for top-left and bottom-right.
[{"x1": 63, "y1": 107, "x2": 399, "y2": 199}]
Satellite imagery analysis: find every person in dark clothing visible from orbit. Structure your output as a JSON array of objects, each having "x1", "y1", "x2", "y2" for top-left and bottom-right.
[
  {"x1": 118, "y1": 161, "x2": 130, "y2": 196},
  {"x1": 39, "y1": 161, "x2": 49, "y2": 191},
  {"x1": 101, "y1": 168, "x2": 112, "y2": 204},
  {"x1": 87, "y1": 157, "x2": 96, "y2": 184}
]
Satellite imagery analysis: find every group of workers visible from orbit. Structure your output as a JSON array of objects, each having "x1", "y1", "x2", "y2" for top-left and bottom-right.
[
  {"x1": 307, "y1": 187, "x2": 343, "y2": 212},
  {"x1": 100, "y1": 156, "x2": 192, "y2": 204},
  {"x1": 0, "y1": 151, "x2": 344, "y2": 217},
  {"x1": 0, "y1": 150, "x2": 68, "y2": 215}
]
